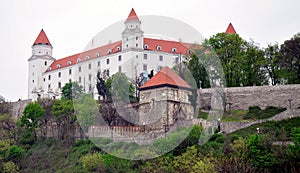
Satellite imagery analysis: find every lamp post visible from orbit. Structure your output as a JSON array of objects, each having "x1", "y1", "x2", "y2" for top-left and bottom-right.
[{"x1": 288, "y1": 99, "x2": 293, "y2": 110}]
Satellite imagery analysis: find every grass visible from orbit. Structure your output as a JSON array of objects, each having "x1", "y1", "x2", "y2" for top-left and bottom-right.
[{"x1": 221, "y1": 110, "x2": 249, "y2": 122}]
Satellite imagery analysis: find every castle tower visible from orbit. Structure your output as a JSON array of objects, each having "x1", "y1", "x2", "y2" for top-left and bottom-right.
[
  {"x1": 225, "y1": 23, "x2": 237, "y2": 34},
  {"x1": 139, "y1": 66, "x2": 194, "y2": 131},
  {"x1": 28, "y1": 29, "x2": 55, "y2": 100},
  {"x1": 122, "y1": 8, "x2": 144, "y2": 51}
]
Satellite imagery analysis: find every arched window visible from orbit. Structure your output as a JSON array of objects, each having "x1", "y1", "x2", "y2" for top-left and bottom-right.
[
  {"x1": 85, "y1": 56, "x2": 90, "y2": 60},
  {"x1": 117, "y1": 46, "x2": 121, "y2": 51},
  {"x1": 67, "y1": 61, "x2": 72, "y2": 65},
  {"x1": 172, "y1": 48, "x2": 177, "y2": 53},
  {"x1": 56, "y1": 64, "x2": 61, "y2": 69},
  {"x1": 96, "y1": 52, "x2": 100, "y2": 57},
  {"x1": 144, "y1": 44, "x2": 149, "y2": 49},
  {"x1": 77, "y1": 58, "x2": 82, "y2": 63},
  {"x1": 108, "y1": 49, "x2": 112, "y2": 54},
  {"x1": 156, "y1": 46, "x2": 161, "y2": 51}
]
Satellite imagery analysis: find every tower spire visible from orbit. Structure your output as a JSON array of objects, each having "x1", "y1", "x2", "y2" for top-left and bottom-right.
[
  {"x1": 126, "y1": 8, "x2": 139, "y2": 21},
  {"x1": 33, "y1": 29, "x2": 52, "y2": 46},
  {"x1": 225, "y1": 23, "x2": 237, "y2": 34}
]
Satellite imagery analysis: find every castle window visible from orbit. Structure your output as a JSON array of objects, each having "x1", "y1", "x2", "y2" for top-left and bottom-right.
[
  {"x1": 69, "y1": 79, "x2": 72, "y2": 83},
  {"x1": 48, "y1": 75, "x2": 51, "y2": 80},
  {"x1": 46, "y1": 52, "x2": 48, "y2": 54},
  {"x1": 78, "y1": 77, "x2": 81, "y2": 83},
  {"x1": 117, "y1": 46, "x2": 121, "y2": 51},
  {"x1": 136, "y1": 37, "x2": 138, "y2": 40},
  {"x1": 78, "y1": 66, "x2": 81, "y2": 72},
  {"x1": 77, "y1": 58, "x2": 82, "y2": 63},
  {"x1": 32, "y1": 80, "x2": 34, "y2": 83},
  {"x1": 136, "y1": 44, "x2": 138, "y2": 47},
  {"x1": 108, "y1": 49, "x2": 112, "y2": 54},
  {"x1": 144, "y1": 44, "x2": 149, "y2": 49},
  {"x1": 118, "y1": 66, "x2": 122, "y2": 72},
  {"x1": 172, "y1": 48, "x2": 177, "y2": 53},
  {"x1": 106, "y1": 58, "x2": 110, "y2": 64},
  {"x1": 126, "y1": 44, "x2": 128, "y2": 48},
  {"x1": 96, "y1": 53, "x2": 100, "y2": 57},
  {"x1": 58, "y1": 72, "x2": 61, "y2": 78},
  {"x1": 56, "y1": 64, "x2": 61, "y2": 69},
  {"x1": 58, "y1": 82, "x2": 61, "y2": 88},
  {"x1": 118, "y1": 55, "x2": 122, "y2": 61},
  {"x1": 159, "y1": 55, "x2": 163, "y2": 61},
  {"x1": 88, "y1": 74, "x2": 92, "y2": 81},
  {"x1": 106, "y1": 69, "x2": 110, "y2": 76},
  {"x1": 144, "y1": 54, "x2": 148, "y2": 60},
  {"x1": 69, "y1": 69, "x2": 72, "y2": 75},
  {"x1": 97, "y1": 61, "x2": 100, "y2": 67},
  {"x1": 143, "y1": 64, "x2": 147, "y2": 71},
  {"x1": 86, "y1": 56, "x2": 90, "y2": 60},
  {"x1": 43, "y1": 78, "x2": 45, "y2": 82},
  {"x1": 45, "y1": 61, "x2": 47, "y2": 66},
  {"x1": 48, "y1": 84, "x2": 51, "y2": 89},
  {"x1": 67, "y1": 61, "x2": 72, "y2": 65},
  {"x1": 88, "y1": 63, "x2": 92, "y2": 70},
  {"x1": 175, "y1": 57, "x2": 179, "y2": 63},
  {"x1": 39, "y1": 51, "x2": 41, "y2": 54},
  {"x1": 158, "y1": 66, "x2": 163, "y2": 71},
  {"x1": 156, "y1": 46, "x2": 161, "y2": 51}
]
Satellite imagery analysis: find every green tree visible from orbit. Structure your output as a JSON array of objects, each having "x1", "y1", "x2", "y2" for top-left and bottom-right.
[
  {"x1": 62, "y1": 82, "x2": 83, "y2": 100},
  {"x1": 80, "y1": 153, "x2": 105, "y2": 172},
  {"x1": 207, "y1": 33, "x2": 267, "y2": 87},
  {"x1": 74, "y1": 94, "x2": 98, "y2": 131},
  {"x1": 51, "y1": 99, "x2": 76, "y2": 141},
  {"x1": 263, "y1": 43, "x2": 281, "y2": 85},
  {"x1": 2, "y1": 161, "x2": 19, "y2": 173},
  {"x1": 105, "y1": 72, "x2": 135, "y2": 103},
  {"x1": 279, "y1": 33, "x2": 300, "y2": 84}
]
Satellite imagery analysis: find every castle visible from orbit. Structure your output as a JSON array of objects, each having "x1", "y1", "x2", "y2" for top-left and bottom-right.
[{"x1": 27, "y1": 8, "x2": 236, "y2": 100}]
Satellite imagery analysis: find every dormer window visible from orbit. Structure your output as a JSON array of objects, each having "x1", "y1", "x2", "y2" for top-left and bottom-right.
[
  {"x1": 172, "y1": 48, "x2": 177, "y2": 53},
  {"x1": 108, "y1": 49, "x2": 112, "y2": 54},
  {"x1": 67, "y1": 61, "x2": 72, "y2": 65},
  {"x1": 156, "y1": 46, "x2": 161, "y2": 51},
  {"x1": 187, "y1": 50, "x2": 192, "y2": 54},
  {"x1": 85, "y1": 56, "x2": 90, "y2": 60},
  {"x1": 117, "y1": 46, "x2": 121, "y2": 51},
  {"x1": 77, "y1": 58, "x2": 82, "y2": 63},
  {"x1": 56, "y1": 64, "x2": 61, "y2": 69},
  {"x1": 96, "y1": 53, "x2": 100, "y2": 57},
  {"x1": 144, "y1": 44, "x2": 149, "y2": 49},
  {"x1": 48, "y1": 67, "x2": 52, "y2": 71}
]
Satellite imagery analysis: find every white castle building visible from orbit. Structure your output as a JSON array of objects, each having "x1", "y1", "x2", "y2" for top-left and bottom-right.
[{"x1": 28, "y1": 8, "x2": 236, "y2": 100}]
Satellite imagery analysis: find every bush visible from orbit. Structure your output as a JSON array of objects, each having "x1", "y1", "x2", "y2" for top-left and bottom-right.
[
  {"x1": 80, "y1": 153, "x2": 105, "y2": 172},
  {"x1": 244, "y1": 106, "x2": 286, "y2": 120},
  {"x1": 6, "y1": 145, "x2": 25, "y2": 161},
  {"x1": 2, "y1": 161, "x2": 19, "y2": 173},
  {"x1": 244, "y1": 106, "x2": 261, "y2": 119}
]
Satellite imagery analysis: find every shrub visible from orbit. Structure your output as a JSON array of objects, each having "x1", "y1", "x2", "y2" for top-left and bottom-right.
[{"x1": 80, "y1": 153, "x2": 105, "y2": 172}]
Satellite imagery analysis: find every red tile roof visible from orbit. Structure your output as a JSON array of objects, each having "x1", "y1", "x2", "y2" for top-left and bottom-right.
[
  {"x1": 126, "y1": 8, "x2": 139, "y2": 21},
  {"x1": 46, "y1": 41, "x2": 122, "y2": 73},
  {"x1": 140, "y1": 66, "x2": 191, "y2": 90},
  {"x1": 33, "y1": 29, "x2": 52, "y2": 46},
  {"x1": 225, "y1": 23, "x2": 236, "y2": 34},
  {"x1": 144, "y1": 38, "x2": 193, "y2": 54}
]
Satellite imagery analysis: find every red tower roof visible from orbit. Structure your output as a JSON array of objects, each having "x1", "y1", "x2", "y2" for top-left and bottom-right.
[
  {"x1": 140, "y1": 66, "x2": 191, "y2": 90},
  {"x1": 126, "y1": 8, "x2": 139, "y2": 21},
  {"x1": 33, "y1": 29, "x2": 52, "y2": 46},
  {"x1": 225, "y1": 23, "x2": 236, "y2": 34}
]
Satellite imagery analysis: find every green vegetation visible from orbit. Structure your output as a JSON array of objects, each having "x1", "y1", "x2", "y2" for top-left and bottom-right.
[
  {"x1": 244, "y1": 106, "x2": 287, "y2": 120},
  {"x1": 221, "y1": 110, "x2": 248, "y2": 122}
]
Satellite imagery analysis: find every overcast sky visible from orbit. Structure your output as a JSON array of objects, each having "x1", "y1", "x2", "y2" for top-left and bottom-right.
[{"x1": 0, "y1": 0, "x2": 299, "y2": 101}]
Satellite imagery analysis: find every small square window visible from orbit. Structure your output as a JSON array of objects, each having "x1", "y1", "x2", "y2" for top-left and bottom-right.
[
  {"x1": 143, "y1": 64, "x2": 147, "y2": 71},
  {"x1": 159, "y1": 55, "x2": 163, "y2": 61},
  {"x1": 88, "y1": 63, "x2": 92, "y2": 70},
  {"x1": 144, "y1": 54, "x2": 147, "y2": 60}
]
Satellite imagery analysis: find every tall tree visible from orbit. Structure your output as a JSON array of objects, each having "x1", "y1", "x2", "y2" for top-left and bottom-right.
[
  {"x1": 263, "y1": 43, "x2": 281, "y2": 85},
  {"x1": 279, "y1": 33, "x2": 300, "y2": 84},
  {"x1": 62, "y1": 82, "x2": 83, "y2": 100}
]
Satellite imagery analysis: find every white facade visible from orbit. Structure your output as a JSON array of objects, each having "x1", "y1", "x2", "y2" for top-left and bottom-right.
[{"x1": 28, "y1": 9, "x2": 190, "y2": 100}]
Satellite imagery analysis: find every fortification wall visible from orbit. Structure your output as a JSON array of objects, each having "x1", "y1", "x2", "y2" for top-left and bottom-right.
[{"x1": 198, "y1": 84, "x2": 300, "y2": 110}]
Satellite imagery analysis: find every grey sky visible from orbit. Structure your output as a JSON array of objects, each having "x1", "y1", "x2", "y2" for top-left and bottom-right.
[{"x1": 0, "y1": 0, "x2": 299, "y2": 101}]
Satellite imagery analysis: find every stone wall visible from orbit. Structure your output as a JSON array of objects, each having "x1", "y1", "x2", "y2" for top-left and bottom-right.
[
  {"x1": 10, "y1": 99, "x2": 31, "y2": 120},
  {"x1": 198, "y1": 84, "x2": 300, "y2": 110}
]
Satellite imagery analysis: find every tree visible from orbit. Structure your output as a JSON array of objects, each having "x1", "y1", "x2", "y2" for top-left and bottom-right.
[
  {"x1": 207, "y1": 33, "x2": 267, "y2": 87},
  {"x1": 105, "y1": 72, "x2": 135, "y2": 103},
  {"x1": 263, "y1": 43, "x2": 281, "y2": 85},
  {"x1": 96, "y1": 71, "x2": 107, "y2": 100},
  {"x1": 279, "y1": 33, "x2": 300, "y2": 84},
  {"x1": 62, "y1": 82, "x2": 83, "y2": 100},
  {"x1": 51, "y1": 99, "x2": 76, "y2": 141},
  {"x1": 17, "y1": 102, "x2": 45, "y2": 130}
]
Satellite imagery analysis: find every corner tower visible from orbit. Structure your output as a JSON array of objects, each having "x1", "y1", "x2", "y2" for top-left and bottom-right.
[
  {"x1": 122, "y1": 8, "x2": 144, "y2": 51},
  {"x1": 28, "y1": 29, "x2": 55, "y2": 100}
]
